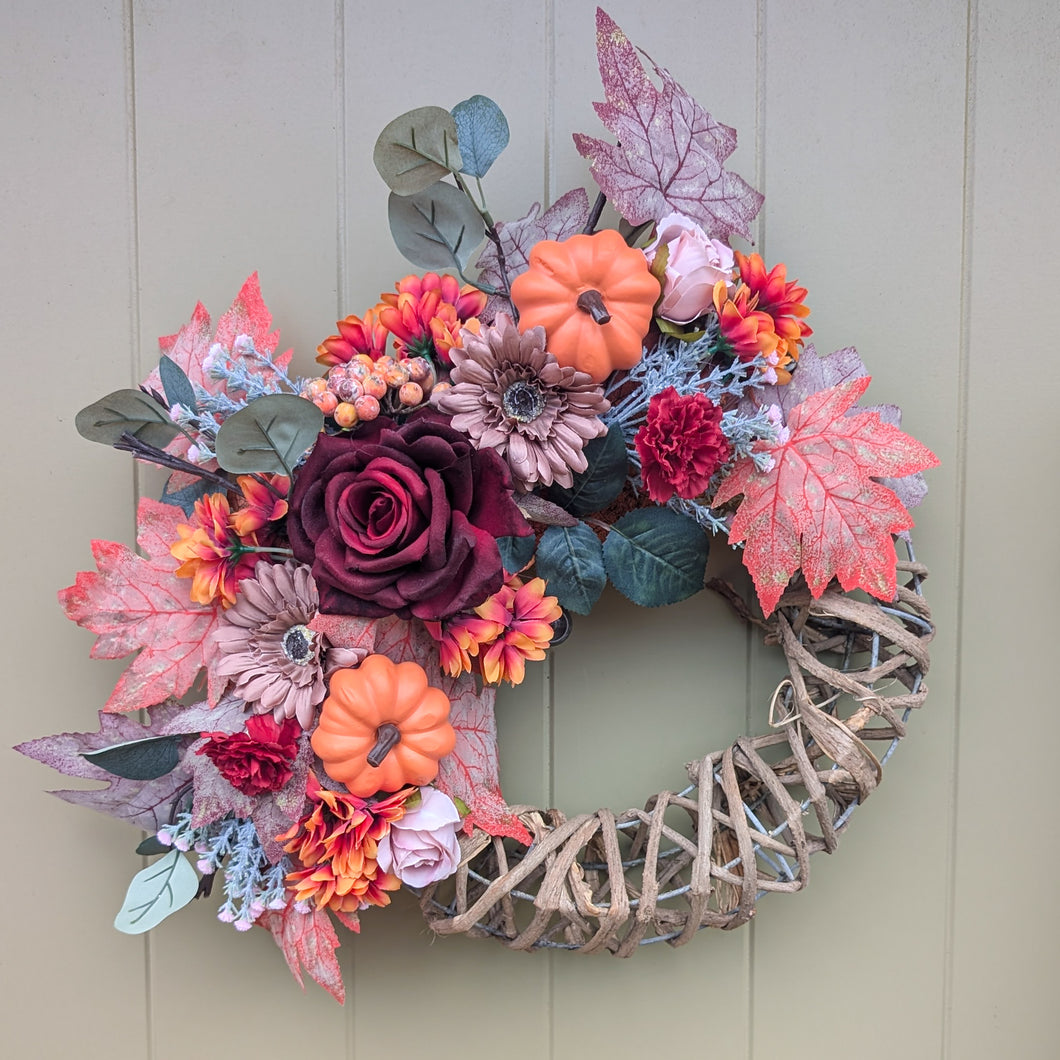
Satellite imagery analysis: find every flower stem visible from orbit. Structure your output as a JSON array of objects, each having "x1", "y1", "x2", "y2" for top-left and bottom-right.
[
  {"x1": 366, "y1": 723, "x2": 402, "y2": 768},
  {"x1": 115, "y1": 432, "x2": 236, "y2": 492}
]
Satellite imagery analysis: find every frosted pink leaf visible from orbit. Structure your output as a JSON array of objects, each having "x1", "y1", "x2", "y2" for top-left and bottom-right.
[
  {"x1": 58, "y1": 497, "x2": 222, "y2": 713},
  {"x1": 572, "y1": 9, "x2": 762, "y2": 240},
  {"x1": 257, "y1": 899, "x2": 345, "y2": 1004},
  {"x1": 714, "y1": 376, "x2": 939, "y2": 615}
]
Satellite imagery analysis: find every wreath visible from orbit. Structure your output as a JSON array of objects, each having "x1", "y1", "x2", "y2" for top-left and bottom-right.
[{"x1": 18, "y1": 8, "x2": 937, "y2": 999}]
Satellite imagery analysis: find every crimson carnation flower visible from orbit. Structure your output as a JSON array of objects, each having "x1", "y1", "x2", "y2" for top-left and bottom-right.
[
  {"x1": 635, "y1": 387, "x2": 730, "y2": 503},
  {"x1": 197, "y1": 715, "x2": 301, "y2": 797},
  {"x1": 287, "y1": 414, "x2": 531, "y2": 621}
]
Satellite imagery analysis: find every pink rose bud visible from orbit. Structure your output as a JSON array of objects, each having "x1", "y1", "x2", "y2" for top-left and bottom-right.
[
  {"x1": 644, "y1": 212, "x2": 735, "y2": 324},
  {"x1": 376, "y1": 787, "x2": 462, "y2": 888}
]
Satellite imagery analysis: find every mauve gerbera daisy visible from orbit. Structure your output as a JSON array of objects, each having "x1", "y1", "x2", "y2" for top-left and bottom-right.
[
  {"x1": 431, "y1": 314, "x2": 610, "y2": 491},
  {"x1": 210, "y1": 561, "x2": 363, "y2": 728}
]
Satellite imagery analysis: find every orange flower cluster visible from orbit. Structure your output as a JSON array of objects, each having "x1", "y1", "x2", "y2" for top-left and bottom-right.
[
  {"x1": 426, "y1": 575, "x2": 562, "y2": 686},
  {"x1": 712, "y1": 252, "x2": 812, "y2": 385},
  {"x1": 170, "y1": 477, "x2": 288, "y2": 608},
  {"x1": 278, "y1": 776, "x2": 414, "y2": 914},
  {"x1": 316, "y1": 272, "x2": 486, "y2": 368}
]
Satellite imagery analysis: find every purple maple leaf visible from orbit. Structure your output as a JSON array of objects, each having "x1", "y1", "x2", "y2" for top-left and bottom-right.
[{"x1": 573, "y1": 9, "x2": 763, "y2": 240}]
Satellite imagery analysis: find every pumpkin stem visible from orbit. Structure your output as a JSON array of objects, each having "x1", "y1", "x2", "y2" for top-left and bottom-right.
[
  {"x1": 576, "y1": 289, "x2": 611, "y2": 325},
  {"x1": 366, "y1": 723, "x2": 402, "y2": 767}
]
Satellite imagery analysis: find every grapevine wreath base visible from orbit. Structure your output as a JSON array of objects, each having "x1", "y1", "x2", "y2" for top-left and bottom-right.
[{"x1": 421, "y1": 554, "x2": 931, "y2": 953}]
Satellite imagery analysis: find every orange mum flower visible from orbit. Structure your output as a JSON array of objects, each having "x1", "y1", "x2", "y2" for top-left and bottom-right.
[
  {"x1": 424, "y1": 611, "x2": 505, "y2": 679},
  {"x1": 733, "y1": 252, "x2": 812, "y2": 383},
  {"x1": 377, "y1": 273, "x2": 487, "y2": 365},
  {"x1": 475, "y1": 576, "x2": 562, "y2": 686},
  {"x1": 170, "y1": 493, "x2": 261, "y2": 608},
  {"x1": 316, "y1": 306, "x2": 389, "y2": 367},
  {"x1": 713, "y1": 280, "x2": 779, "y2": 363},
  {"x1": 279, "y1": 775, "x2": 413, "y2": 914},
  {"x1": 230, "y1": 474, "x2": 289, "y2": 537}
]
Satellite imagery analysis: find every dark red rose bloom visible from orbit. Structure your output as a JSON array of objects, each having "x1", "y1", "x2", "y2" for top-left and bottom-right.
[
  {"x1": 635, "y1": 386, "x2": 730, "y2": 503},
  {"x1": 197, "y1": 715, "x2": 301, "y2": 797},
  {"x1": 287, "y1": 415, "x2": 531, "y2": 620}
]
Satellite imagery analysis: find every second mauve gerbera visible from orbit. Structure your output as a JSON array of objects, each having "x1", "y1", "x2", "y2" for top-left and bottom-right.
[{"x1": 432, "y1": 314, "x2": 610, "y2": 491}]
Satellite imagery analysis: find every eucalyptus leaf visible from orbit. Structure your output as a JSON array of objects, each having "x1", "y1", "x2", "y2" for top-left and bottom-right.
[
  {"x1": 114, "y1": 849, "x2": 198, "y2": 934},
  {"x1": 451, "y1": 95, "x2": 510, "y2": 178},
  {"x1": 214, "y1": 394, "x2": 323, "y2": 476},
  {"x1": 374, "y1": 106, "x2": 461, "y2": 195},
  {"x1": 543, "y1": 425, "x2": 629, "y2": 516},
  {"x1": 82, "y1": 734, "x2": 184, "y2": 780},
  {"x1": 535, "y1": 523, "x2": 606, "y2": 615},
  {"x1": 603, "y1": 507, "x2": 709, "y2": 607},
  {"x1": 497, "y1": 533, "x2": 536, "y2": 575},
  {"x1": 158, "y1": 355, "x2": 198, "y2": 412},
  {"x1": 160, "y1": 473, "x2": 212, "y2": 517},
  {"x1": 388, "y1": 182, "x2": 486, "y2": 272},
  {"x1": 136, "y1": 835, "x2": 171, "y2": 857},
  {"x1": 75, "y1": 389, "x2": 181, "y2": 448}
]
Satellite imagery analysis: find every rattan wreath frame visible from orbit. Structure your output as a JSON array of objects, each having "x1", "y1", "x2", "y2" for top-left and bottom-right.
[{"x1": 420, "y1": 545, "x2": 932, "y2": 954}]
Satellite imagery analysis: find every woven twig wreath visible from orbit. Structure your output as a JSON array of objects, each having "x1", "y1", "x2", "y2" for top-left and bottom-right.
[{"x1": 420, "y1": 552, "x2": 931, "y2": 953}]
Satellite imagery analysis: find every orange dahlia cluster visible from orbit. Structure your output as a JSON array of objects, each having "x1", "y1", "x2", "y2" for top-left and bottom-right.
[
  {"x1": 278, "y1": 776, "x2": 414, "y2": 914},
  {"x1": 316, "y1": 272, "x2": 486, "y2": 368},
  {"x1": 712, "y1": 252, "x2": 811, "y2": 385},
  {"x1": 426, "y1": 574, "x2": 562, "y2": 686}
]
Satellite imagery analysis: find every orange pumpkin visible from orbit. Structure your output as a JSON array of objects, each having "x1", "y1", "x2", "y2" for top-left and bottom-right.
[
  {"x1": 312, "y1": 654, "x2": 456, "y2": 797},
  {"x1": 508, "y1": 228, "x2": 660, "y2": 383}
]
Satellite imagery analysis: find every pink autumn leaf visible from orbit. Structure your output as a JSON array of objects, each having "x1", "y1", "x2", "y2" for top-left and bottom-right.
[
  {"x1": 713, "y1": 376, "x2": 939, "y2": 616},
  {"x1": 58, "y1": 497, "x2": 222, "y2": 713},
  {"x1": 573, "y1": 9, "x2": 762, "y2": 240},
  {"x1": 257, "y1": 899, "x2": 346, "y2": 1004}
]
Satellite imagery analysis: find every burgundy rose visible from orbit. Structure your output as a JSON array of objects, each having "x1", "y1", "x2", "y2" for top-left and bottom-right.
[
  {"x1": 635, "y1": 387, "x2": 730, "y2": 503},
  {"x1": 287, "y1": 415, "x2": 530, "y2": 620},
  {"x1": 197, "y1": 715, "x2": 301, "y2": 797}
]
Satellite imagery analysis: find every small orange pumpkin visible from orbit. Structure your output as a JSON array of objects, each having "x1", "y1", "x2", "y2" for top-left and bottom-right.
[
  {"x1": 509, "y1": 228, "x2": 660, "y2": 382},
  {"x1": 311, "y1": 654, "x2": 456, "y2": 797}
]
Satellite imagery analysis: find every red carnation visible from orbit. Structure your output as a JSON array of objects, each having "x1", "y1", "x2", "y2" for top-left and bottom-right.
[
  {"x1": 197, "y1": 715, "x2": 302, "y2": 797},
  {"x1": 635, "y1": 387, "x2": 729, "y2": 503}
]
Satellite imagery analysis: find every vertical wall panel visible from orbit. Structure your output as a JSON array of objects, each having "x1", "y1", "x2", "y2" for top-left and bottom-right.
[
  {"x1": 950, "y1": 2, "x2": 1060, "y2": 1056},
  {"x1": 752, "y1": 2, "x2": 968, "y2": 1056}
]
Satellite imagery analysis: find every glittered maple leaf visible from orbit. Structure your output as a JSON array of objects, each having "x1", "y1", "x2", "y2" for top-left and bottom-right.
[
  {"x1": 573, "y1": 8, "x2": 763, "y2": 240},
  {"x1": 713, "y1": 376, "x2": 939, "y2": 616},
  {"x1": 257, "y1": 898, "x2": 347, "y2": 1004},
  {"x1": 58, "y1": 497, "x2": 222, "y2": 713}
]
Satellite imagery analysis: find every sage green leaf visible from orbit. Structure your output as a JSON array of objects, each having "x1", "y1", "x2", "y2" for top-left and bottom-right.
[
  {"x1": 214, "y1": 394, "x2": 323, "y2": 476},
  {"x1": 543, "y1": 425, "x2": 628, "y2": 516},
  {"x1": 603, "y1": 507, "x2": 709, "y2": 607},
  {"x1": 114, "y1": 849, "x2": 198, "y2": 935},
  {"x1": 451, "y1": 95, "x2": 509, "y2": 178},
  {"x1": 374, "y1": 106, "x2": 462, "y2": 195},
  {"x1": 136, "y1": 835, "x2": 171, "y2": 857},
  {"x1": 497, "y1": 533, "x2": 536, "y2": 575},
  {"x1": 158, "y1": 355, "x2": 198, "y2": 412},
  {"x1": 388, "y1": 182, "x2": 486, "y2": 272},
  {"x1": 536, "y1": 523, "x2": 606, "y2": 615},
  {"x1": 82, "y1": 734, "x2": 183, "y2": 781},
  {"x1": 75, "y1": 389, "x2": 181, "y2": 448}
]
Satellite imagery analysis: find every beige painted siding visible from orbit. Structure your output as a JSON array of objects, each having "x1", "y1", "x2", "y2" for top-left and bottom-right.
[{"x1": 2, "y1": 1, "x2": 1056, "y2": 1057}]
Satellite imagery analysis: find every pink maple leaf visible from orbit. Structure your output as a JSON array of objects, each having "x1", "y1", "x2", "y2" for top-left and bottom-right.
[
  {"x1": 572, "y1": 9, "x2": 763, "y2": 240},
  {"x1": 58, "y1": 497, "x2": 222, "y2": 713},
  {"x1": 257, "y1": 899, "x2": 346, "y2": 1004},
  {"x1": 713, "y1": 376, "x2": 939, "y2": 616}
]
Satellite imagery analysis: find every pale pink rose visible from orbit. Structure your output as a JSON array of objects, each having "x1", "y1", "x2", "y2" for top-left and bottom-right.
[
  {"x1": 376, "y1": 787, "x2": 462, "y2": 888},
  {"x1": 644, "y1": 213, "x2": 735, "y2": 324}
]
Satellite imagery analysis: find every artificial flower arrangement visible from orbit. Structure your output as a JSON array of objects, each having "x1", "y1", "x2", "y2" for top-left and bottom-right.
[{"x1": 19, "y1": 8, "x2": 937, "y2": 1000}]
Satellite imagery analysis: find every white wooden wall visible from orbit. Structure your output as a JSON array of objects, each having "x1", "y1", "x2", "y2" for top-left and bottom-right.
[{"x1": 3, "y1": 1, "x2": 1057, "y2": 1056}]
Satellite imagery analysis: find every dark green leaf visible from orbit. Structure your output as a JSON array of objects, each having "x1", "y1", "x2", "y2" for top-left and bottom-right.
[
  {"x1": 158, "y1": 355, "x2": 198, "y2": 412},
  {"x1": 603, "y1": 507, "x2": 709, "y2": 607},
  {"x1": 214, "y1": 394, "x2": 323, "y2": 476},
  {"x1": 160, "y1": 473, "x2": 212, "y2": 517},
  {"x1": 543, "y1": 425, "x2": 629, "y2": 516},
  {"x1": 388, "y1": 182, "x2": 486, "y2": 272},
  {"x1": 136, "y1": 835, "x2": 171, "y2": 856},
  {"x1": 75, "y1": 389, "x2": 181, "y2": 448},
  {"x1": 374, "y1": 106, "x2": 462, "y2": 196},
  {"x1": 497, "y1": 533, "x2": 536, "y2": 575},
  {"x1": 536, "y1": 523, "x2": 606, "y2": 615},
  {"x1": 83, "y1": 734, "x2": 183, "y2": 781},
  {"x1": 451, "y1": 95, "x2": 509, "y2": 178}
]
